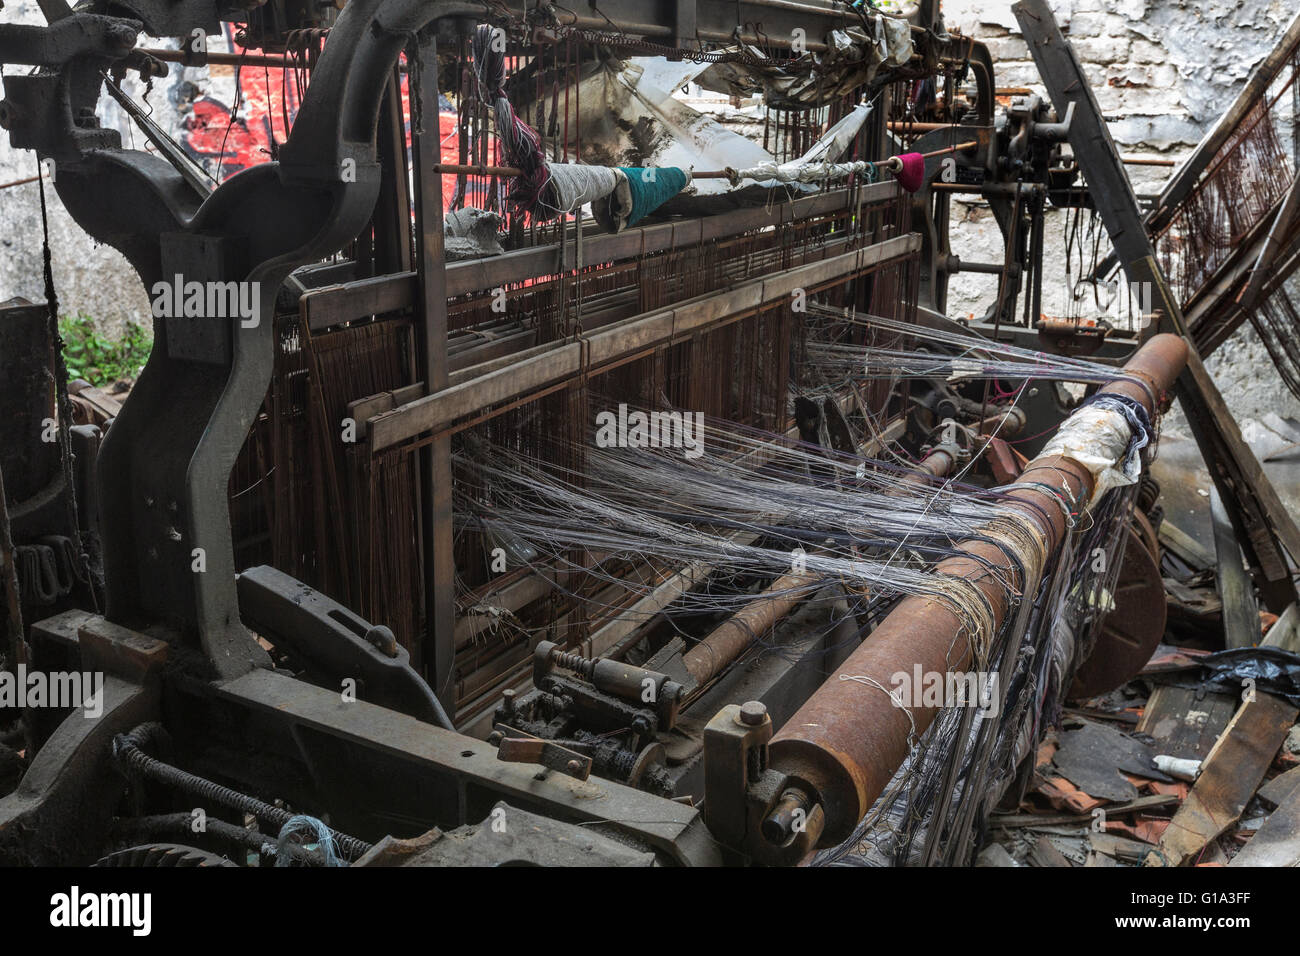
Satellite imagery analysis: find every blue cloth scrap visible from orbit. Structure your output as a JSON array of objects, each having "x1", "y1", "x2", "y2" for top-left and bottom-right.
[{"x1": 620, "y1": 167, "x2": 689, "y2": 227}]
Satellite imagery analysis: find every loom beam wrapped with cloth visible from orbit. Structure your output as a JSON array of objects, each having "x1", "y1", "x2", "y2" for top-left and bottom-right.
[{"x1": 767, "y1": 334, "x2": 1190, "y2": 852}]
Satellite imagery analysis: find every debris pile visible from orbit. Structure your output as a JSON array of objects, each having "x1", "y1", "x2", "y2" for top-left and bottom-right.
[{"x1": 982, "y1": 637, "x2": 1300, "y2": 866}]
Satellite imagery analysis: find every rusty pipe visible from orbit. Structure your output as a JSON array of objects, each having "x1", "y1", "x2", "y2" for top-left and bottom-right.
[
  {"x1": 914, "y1": 446, "x2": 956, "y2": 478},
  {"x1": 682, "y1": 569, "x2": 817, "y2": 687},
  {"x1": 136, "y1": 47, "x2": 296, "y2": 68},
  {"x1": 766, "y1": 334, "x2": 1187, "y2": 847},
  {"x1": 978, "y1": 404, "x2": 1028, "y2": 438}
]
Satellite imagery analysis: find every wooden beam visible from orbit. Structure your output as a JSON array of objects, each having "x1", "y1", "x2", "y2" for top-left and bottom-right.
[
  {"x1": 1211, "y1": 487, "x2": 1261, "y2": 648},
  {"x1": 1231, "y1": 780, "x2": 1300, "y2": 866},
  {"x1": 1158, "y1": 519, "x2": 1214, "y2": 572},
  {"x1": 368, "y1": 234, "x2": 922, "y2": 451},
  {"x1": 990, "y1": 794, "x2": 1179, "y2": 829},
  {"x1": 299, "y1": 183, "x2": 901, "y2": 331},
  {"x1": 1151, "y1": 692, "x2": 1297, "y2": 866},
  {"x1": 410, "y1": 36, "x2": 456, "y2": 706}
]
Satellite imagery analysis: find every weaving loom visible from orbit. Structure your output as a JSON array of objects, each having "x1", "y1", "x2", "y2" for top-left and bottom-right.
[
  {"x1": 3, "y1": 0, "x2": 1281, "y2": 872},
  {"x1": 210, "y1": 6, "x2": 1174, "y2": 864}
]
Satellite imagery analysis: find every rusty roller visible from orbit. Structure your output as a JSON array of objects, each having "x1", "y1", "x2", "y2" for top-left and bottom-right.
[{"x1": 765, "y1": 333, "x2": 1190, "y2": 847}]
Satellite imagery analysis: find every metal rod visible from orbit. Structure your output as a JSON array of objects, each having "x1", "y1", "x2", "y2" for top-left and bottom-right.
[
  {"x1": 135, "y1": 47, "x2": 297, "y2": 68},
  {"x1": 434, "y1": 144, "x2": 977, "y2": 184},
  {"x1": 1120, "y1": 156, "x2": 1176, "y2": 167},
  {"x1": 682, "y1": 569, "x2": 816, "y2": 688},
  {"x1": 681, "y1": 442, "x2": 959, "y2": 689},
  {"x1": 0, "y1": 172, "x2": 44, "y2": 191},
  {"x1": 432, "y1": 162, "x2": 522, "y2": 177}
]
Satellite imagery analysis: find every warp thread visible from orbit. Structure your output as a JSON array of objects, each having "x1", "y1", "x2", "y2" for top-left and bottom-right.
[
  {"x1": 457, "y1": 416, "x2": 1036, "y2": 641},
  {"x1": 802, "y1": 305, "x2": 1153, "y2": 392}
]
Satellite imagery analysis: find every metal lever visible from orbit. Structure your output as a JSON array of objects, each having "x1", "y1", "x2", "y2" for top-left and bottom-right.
[{"x1": 491, "y1": 724, "x2": 593, "y2": 781}]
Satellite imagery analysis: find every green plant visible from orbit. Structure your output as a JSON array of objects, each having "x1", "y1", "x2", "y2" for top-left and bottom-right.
[{"x1": 58, "y1": 314, "x2": 153, "y2": 387}]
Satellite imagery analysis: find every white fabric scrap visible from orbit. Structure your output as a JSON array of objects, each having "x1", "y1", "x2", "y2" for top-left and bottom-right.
[
  {"x1": 734, "y1": 159, "x2": 875, "y2": 185},
  {"x1": 1034, "y1": 405, "x2": 1139, "y2": 506},
  {"x1": 874, "y1": 15, "x2": 913, "y2": 67},
  {"x1": 733, "y1": 103, "x2": 875, "y2": 186}
]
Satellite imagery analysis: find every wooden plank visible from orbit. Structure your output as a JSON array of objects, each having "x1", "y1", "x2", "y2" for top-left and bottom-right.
[
  {"x1": 373, "y1": 71, "x2": 413, "y2": 274},
  {"x1": 1135, "y1": 685, "x2": 1237, "y2": 761},
  {"x1": 1027, "y1": 836, "x2": 1074, "y2": 867},
  {"x1": 410, "y1": 36, "x2": 456, "y2": 705},
  {"x1": 71, "y1": 385, "x2": 124, "y2": 419},
  {"x1": 1211, "y1": 487, "x2": 1261, "y2": 648},
  {"x1": 1261, "y1": 601, "x2": 1300, "y2": 653},
  {"x1": 1230, "y1": 778, "x2": 1300, "y2": 866},
  {"x1": 1182, "y1": 346, "x2": 1300, "y2": 610},
  {"x1": 1159, "y1": 519, "x2": 1214, "y2": 572},
  {"x1": 1257, "y1": 764, "x2": 1300, "y2": 809},
  {"x1": 989, "y1": 794, "x2": 1178, "y2": 828},
  {"x1": 1150, "y1": 692, "x2": 1298, "y2": 866}
]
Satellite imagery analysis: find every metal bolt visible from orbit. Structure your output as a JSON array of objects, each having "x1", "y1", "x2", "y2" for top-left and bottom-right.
[
  {"x1": 566, "y1": 759, "x2": 583, "y2": 774},
  {"x1": 739, "y1": 701, "x2": 767, "y2": 726},
  {"x1": 762, "y1": 787, "x2": 811, "y2": 846}
]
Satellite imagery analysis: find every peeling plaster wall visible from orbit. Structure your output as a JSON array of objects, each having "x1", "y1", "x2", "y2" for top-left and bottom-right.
[{"x1": 0, "y1": 0, "x2": 1297, "y2": 426}]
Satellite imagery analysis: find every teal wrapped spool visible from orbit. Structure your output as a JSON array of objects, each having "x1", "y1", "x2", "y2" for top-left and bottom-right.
[{"x1": 620, "y1": 167, "x2": 689, "y2": 227}]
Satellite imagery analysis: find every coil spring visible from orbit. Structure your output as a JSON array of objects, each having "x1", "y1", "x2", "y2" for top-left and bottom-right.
[{"x1": 549, "y1": 649, "x2": 595, "y2": 679}]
